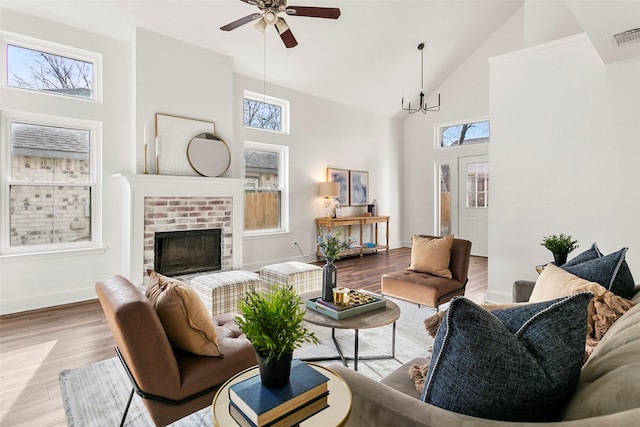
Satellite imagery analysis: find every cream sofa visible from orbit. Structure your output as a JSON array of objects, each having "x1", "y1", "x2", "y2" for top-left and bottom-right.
[{"x1": 331, "y1": 285, "x2": 640, "y2": 426}]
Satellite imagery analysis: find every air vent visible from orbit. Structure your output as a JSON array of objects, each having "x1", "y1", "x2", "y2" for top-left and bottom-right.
[{"x1": 613, "y1": 28, "x2": 640, "y2": 47}]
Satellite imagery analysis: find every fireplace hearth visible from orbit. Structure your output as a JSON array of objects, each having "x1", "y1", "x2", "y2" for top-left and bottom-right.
[{"x1": 154, "y1": 229, "x2": 222, "y2": 276}]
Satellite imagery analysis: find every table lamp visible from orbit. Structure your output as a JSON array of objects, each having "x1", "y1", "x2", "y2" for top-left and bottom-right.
[{"x1": 318, "y1": 182, "x2": 340, "y2": 217}]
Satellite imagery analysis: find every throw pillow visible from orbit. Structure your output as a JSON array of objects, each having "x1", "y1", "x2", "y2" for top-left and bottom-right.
[
  {"x1": 530, "y1": 264, "x2": 607, "y2": 302},
  {"x1": 563, "y1": 242, "x2": 601, "y2": 267},
  {"x1": 413, "y1": 302, "x2": 527, "y2": 393},
  {"x1": 421, "y1": 294, "x2": 592, "y2": 422},
  {"x1": 146, "y1": 270, "x2": 221, "y2": 356},
  {"x1": 407, "y1": 234, "x2": 453, "y2": 279},
  {"x1": 562, "y1": 247, "x2": 635, "y2": 299}
]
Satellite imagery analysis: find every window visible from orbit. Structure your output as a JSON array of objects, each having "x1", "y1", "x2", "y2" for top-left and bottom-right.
[
  {"x1": 2, "y1": 111, "x2": 100, "y2": 252},
  {"x1": 437, "y1": 163, "x2": 452, "y2": 236},
  {"x1": 243, "y1": 142, "x2": 289, "y2": 235},
  {"x1": 466, "y1": 162, "x2": 489, "y2": 208},
  {"x1": 3, "y1": 33, "x2": 101, "y2": 101},
  {"x1": 438, "y1": 119, "x2": 490, "y2": 148},
  {"x1": 243, "y1": 91, "x2": 289, "y2": 133},
  {"x1": 1, "y1": 34, "x2": 102, "y2": 256}
]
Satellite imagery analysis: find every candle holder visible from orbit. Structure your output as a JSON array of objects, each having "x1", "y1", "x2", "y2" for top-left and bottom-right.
[{"x1": 143, "y1": 144, "x2": 148, "y2": 174}]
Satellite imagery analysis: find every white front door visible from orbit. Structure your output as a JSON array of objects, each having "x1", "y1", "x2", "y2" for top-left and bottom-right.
[{"x1": 457, "y1": 155, "x2": 489, "y2": 257}]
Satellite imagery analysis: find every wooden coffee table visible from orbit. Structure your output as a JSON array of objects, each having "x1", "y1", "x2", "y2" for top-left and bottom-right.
[{"x1": 300, "y1": 291, "x2": 401, "y2": 371}]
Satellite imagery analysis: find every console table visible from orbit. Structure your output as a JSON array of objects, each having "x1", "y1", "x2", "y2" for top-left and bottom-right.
[{"x1": 316, "y1": 216, "x2": 390, "y2": 259}]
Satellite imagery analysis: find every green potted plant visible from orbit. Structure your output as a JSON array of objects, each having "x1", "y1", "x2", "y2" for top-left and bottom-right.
[
  {"x1": 236, "y1": 285, "x2": 318, "y2": 388},
  {"x1": 540, "y1": 233, "x2": 579, "y2": 266}
]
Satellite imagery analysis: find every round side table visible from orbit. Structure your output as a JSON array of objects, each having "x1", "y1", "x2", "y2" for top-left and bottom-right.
[{"x1": 212, "y1": 363, "x2": 351, "y2": 426}]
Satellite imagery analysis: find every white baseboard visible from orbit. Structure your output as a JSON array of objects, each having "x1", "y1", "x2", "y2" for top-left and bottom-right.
[{"x1": 0, "y1": 287, "x2": 97, "y2": 315}]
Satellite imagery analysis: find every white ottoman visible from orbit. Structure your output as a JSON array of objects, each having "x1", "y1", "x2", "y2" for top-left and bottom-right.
[
  {"x1": 259, "y1": 261, "x2": 323, "y2": 294},
  {"x1": 190, "y1": 270, "x2": 262, "y2": 317}
]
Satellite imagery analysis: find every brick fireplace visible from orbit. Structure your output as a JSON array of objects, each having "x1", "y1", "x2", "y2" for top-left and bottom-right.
[
  {"x1": 115, "y1": 174, "x2": 245, "y2": 284},
  {"x1": 144, "y1": 196, "x2": 231, "y2": 275}
]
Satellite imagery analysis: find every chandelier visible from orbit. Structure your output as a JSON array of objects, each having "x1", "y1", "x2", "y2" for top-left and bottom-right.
[{"x1": 401, "y1": 43, "x2": 441, "y2": 114}]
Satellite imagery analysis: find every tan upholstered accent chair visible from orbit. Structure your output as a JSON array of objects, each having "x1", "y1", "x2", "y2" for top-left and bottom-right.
[
  {"x1": 96, "y1": 275, "x2": 256, "y2": 426},
  {"x1": 381, "y1": 235, "x2": 472, "y2": 311}
]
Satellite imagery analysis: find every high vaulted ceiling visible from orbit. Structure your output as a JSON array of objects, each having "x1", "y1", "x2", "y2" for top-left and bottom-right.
[{"x1": 2, "y1": 1, "x2": 639, "y2": 118}]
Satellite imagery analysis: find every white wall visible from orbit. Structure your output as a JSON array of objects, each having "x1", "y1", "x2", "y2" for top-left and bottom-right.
[
  {"x1": 523, "y1": 0, "x2": 582, "y2": 47},
  {"x1": 487, "y1": 34, "x2": 640, "y2": 302},
  {"x1": 0, "y1": 11, "x2": 403, "y2": 313},
  {"x1": 135, "y1": 28, "x2": 237, "y2": 177},
  {"x1": 0, "y1": 9, "x2": 131, "y2": 314},
  {"x1": 401, "y1": 7, "x2": 524, "y2": 246},
  {"x1": 235, "y1": 74, "x2": 404, "y2": 270},
  {"x1": 135, "y1": 30, "x2": 405, "y2": 272}
]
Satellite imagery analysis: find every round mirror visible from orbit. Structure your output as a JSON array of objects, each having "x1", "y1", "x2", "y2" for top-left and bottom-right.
[{"x1": 187, "y1": 133, "x2": 231, "y2": 177}]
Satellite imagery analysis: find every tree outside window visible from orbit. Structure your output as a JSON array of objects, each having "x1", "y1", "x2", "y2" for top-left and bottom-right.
[
  {"x1": 439, "y1": 119, "x2": 490, "y2": 147},
  {"x1": 243, "y1": 98, "x2": 282, "y2": 132},
  {"x1": 242, "y1": 91, "x2": 289, "y2": 134},
  {"x1": 7, "y1": 44, "x2": 95, "y2": 99}
]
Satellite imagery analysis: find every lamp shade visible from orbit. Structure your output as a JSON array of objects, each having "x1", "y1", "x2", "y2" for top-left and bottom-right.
[{"x1": 318, "y1": 182, "x2": 340, "y2": 197}]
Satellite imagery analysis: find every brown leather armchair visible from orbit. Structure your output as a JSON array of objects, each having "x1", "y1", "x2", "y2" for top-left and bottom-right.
[
  {"x1": 381, "y1": 236, "x2": 472, "y2": 311},
  {"x1": 96, "y1": 275, "x2": 256, "y2": 426}
]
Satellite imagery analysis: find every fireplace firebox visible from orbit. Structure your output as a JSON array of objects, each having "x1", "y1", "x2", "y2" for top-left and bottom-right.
[{"x1": 154, "y1": 229, "x2": 222, "y2": 276}]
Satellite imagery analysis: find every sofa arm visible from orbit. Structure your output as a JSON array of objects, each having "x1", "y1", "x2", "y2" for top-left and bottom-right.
[
  {"x1": 513, "y1": 280, "x2": 536, "y2": 303},
  {"x1": 330, "y1": 364, "x2": 640, "y2": 426},
  {"x1": 329, "y1": 364, "x2": 502, "y2": 427}
]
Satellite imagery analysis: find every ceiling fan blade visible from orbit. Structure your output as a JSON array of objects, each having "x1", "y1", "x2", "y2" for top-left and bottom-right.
[
  {"x1": 220, "y1": 13, "x2": 262, "y2": 31},
  {"x1": 275, "y1": 18, "x2": 298, "y2": 48},
  {"x1": 285, "y1": 6, "x2": 341, "y2": 19},
  {"x1": 241, "y1": 0, "x2": 263, "y2": 7}
]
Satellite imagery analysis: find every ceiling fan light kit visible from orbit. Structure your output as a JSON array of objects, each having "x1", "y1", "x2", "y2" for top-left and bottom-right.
[
  {"x1": 221, "y1": 0, "x2": 341, "y2": 48},
  {"x1": 401, "y1": 43, "x2": 441, "y2": 114}
]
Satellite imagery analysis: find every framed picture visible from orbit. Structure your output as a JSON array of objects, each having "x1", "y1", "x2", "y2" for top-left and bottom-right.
[
  {"x1": 335, "y1": 207, "x2": 343, "y2": 218},
  {"x1": 349, "y1": 170, "x2": 369, "y2": 206},
  {"x1": 156, "y1": 113, "x2": 215, "y2": 176},
  {"x1": 327, "y1": 168, "x2": 349, "y2": 206}
]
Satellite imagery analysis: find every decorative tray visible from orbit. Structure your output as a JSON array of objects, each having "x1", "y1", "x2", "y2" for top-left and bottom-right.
[{"x1": 305, "y1": 290, "x2": 386, "y2": 320}]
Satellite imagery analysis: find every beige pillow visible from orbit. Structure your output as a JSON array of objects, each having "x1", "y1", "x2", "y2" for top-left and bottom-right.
[
  {"x1": 529, "y1": 264, "x2": 607, "y2": 302},
  {"x1": 146, "y1": 270, "x2": 221, "y2": 356},
  {"x1": 407, "y1": 234, "x2": 453, "y2": 279}
]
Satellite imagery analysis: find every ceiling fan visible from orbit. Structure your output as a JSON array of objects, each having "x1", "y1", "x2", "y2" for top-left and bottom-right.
[{"x1": 220, "y1": 0, "x2": 341, "y2": 48}]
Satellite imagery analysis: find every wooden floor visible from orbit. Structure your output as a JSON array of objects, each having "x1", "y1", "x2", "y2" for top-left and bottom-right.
[{"x1": 0, "y1": 248, "x2": 487, "y2": 426}]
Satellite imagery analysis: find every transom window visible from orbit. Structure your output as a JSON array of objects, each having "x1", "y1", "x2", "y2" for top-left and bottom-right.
[
  {"x1": 243, "y1": 91, "x2": 289, "y2": 134},
  {"x1": 243, "y1": 141, "x2": 289, "y2": 235},
  {"x1": 438, "y1": 119, "x2": 490, "y2": 148},
  {"x1": 3, "y1": 33, "x2": 101, "y2": 101}
]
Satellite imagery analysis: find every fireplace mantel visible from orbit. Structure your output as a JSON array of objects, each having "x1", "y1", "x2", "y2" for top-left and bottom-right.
[{"x1": 113, "y1": 173, "x2": 246, "y2": 283}]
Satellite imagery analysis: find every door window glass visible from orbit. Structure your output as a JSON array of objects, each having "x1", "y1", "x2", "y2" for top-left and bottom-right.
[
  {"x1": 438, "y1": 164, "x2": 451, "y2": 236},
  {"x1": 466, "y1": 162, "x2": 489, "y2": 208}
]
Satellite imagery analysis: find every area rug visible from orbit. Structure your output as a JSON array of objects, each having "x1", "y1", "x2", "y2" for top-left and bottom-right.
[
  {"x1": 59, "y1": 297, "x2": 435, "y2": 426},
  {"x1": 59, "y1": 357, "x2": 212, "y2": 426}
]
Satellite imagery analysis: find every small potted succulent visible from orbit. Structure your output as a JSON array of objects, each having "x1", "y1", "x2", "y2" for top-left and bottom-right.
[
  {"x1": 236, "y1": 285, "x2": 318, "y2": 388},
  {"x1": 541, "y1": 233, "x2": 579, "y2": 266}
]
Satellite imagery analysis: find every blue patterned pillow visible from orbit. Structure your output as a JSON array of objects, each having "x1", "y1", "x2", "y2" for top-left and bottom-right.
[
  {"x1": 421, "y1": 294, "x2": 591, "y2": 422},
  {"x1": 562, "y1": 247, "x2": 635, "y2": 298}
]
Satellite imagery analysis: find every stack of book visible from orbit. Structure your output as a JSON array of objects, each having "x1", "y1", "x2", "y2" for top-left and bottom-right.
[{"x1": 228, "y1": 360, "x2": 330, "y2": 427}]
